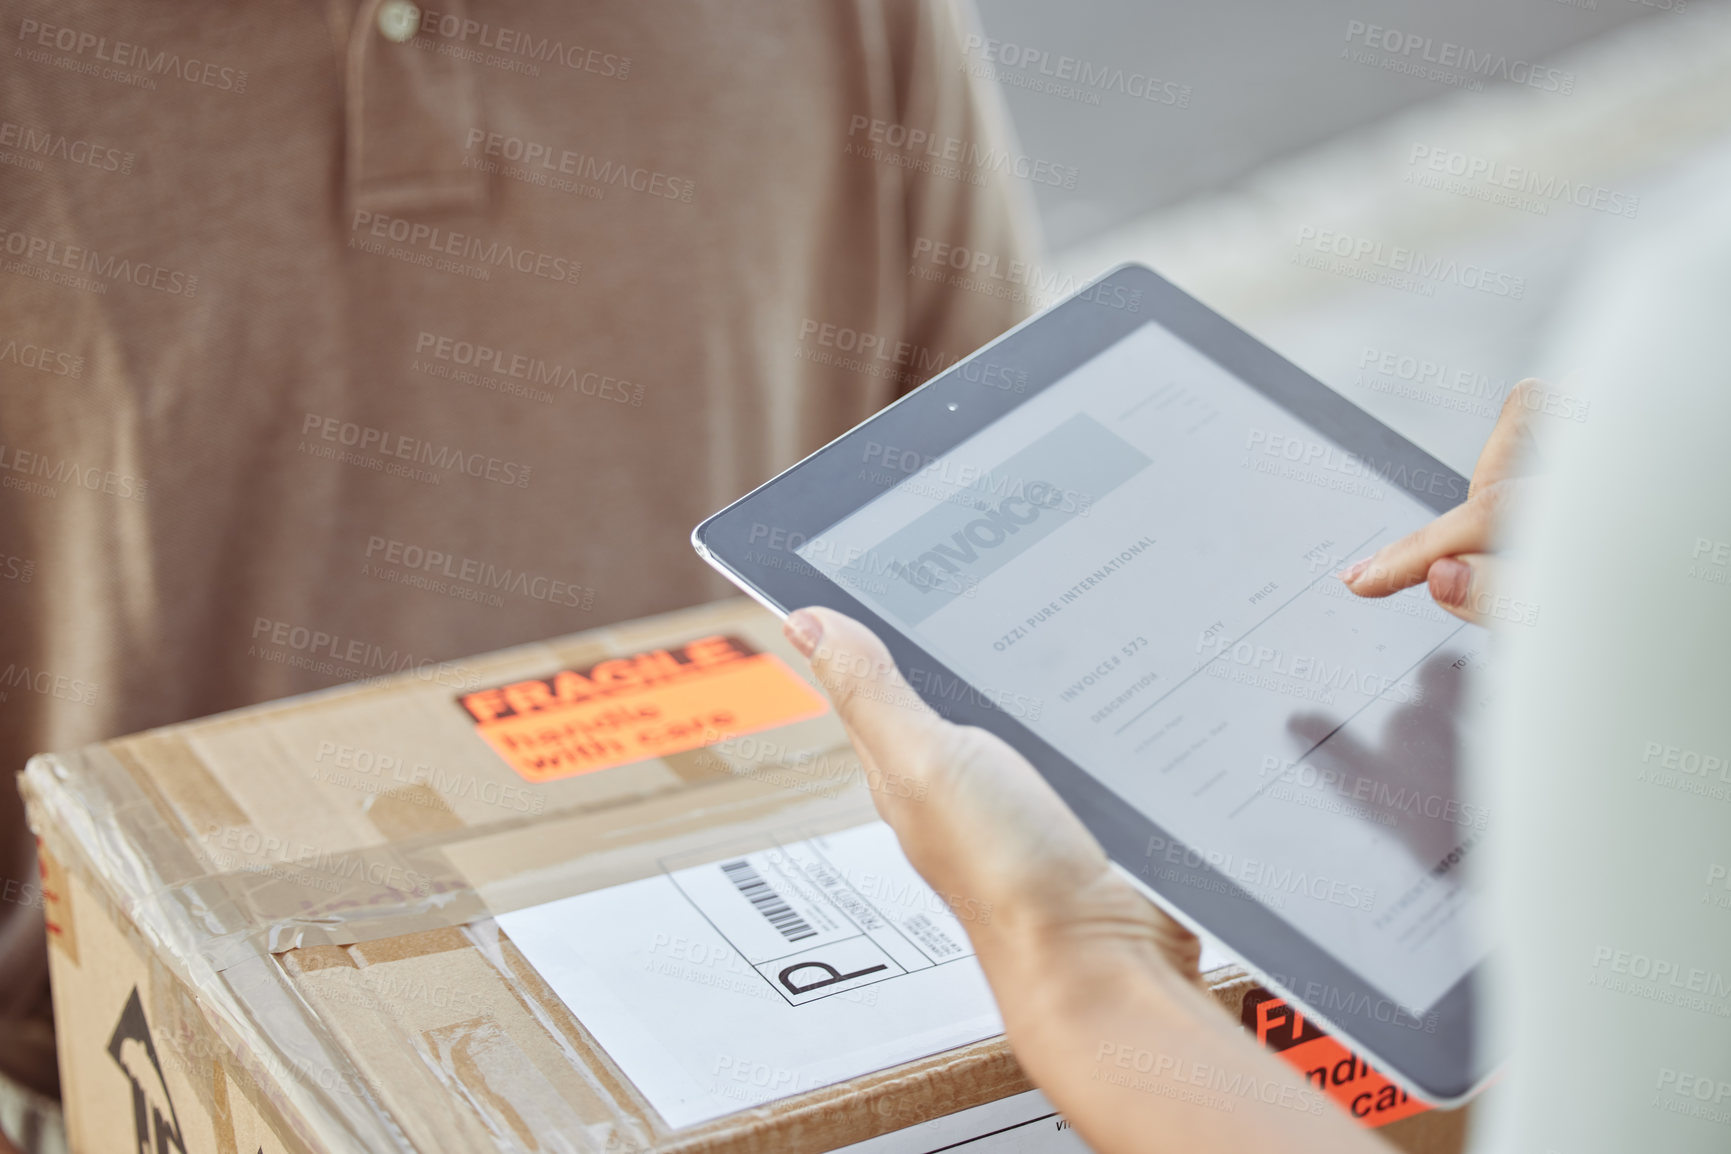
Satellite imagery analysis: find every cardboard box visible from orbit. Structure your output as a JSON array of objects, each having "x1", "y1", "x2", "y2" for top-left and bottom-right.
[{"x1": 22, "y1": 598, "x2": 1470, "y2": 1153}]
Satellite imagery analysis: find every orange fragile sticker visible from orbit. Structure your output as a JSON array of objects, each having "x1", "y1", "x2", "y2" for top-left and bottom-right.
[
  {"x1": 456, "y1": 635, "x2": 830, "y2": 784},
  {"x1": 1242, "y1": 989, "x2": 1431, "y2": 1128},
  {"x1": 35, "y1": 836, "x2": 77, "y2": 965}
]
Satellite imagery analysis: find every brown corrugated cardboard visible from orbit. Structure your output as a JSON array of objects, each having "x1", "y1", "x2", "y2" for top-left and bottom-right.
[{"x1": 23, "y1": 598, "x2": 1470, "y2": 1153}]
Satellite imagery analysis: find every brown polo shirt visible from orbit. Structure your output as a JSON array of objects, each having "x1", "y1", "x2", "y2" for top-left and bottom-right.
[{"x1": 0, "y1": 0, "x2": 1036, "y2": 1093}]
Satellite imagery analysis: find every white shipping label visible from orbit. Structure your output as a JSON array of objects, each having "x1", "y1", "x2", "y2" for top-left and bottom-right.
[{"x1": 496, "y1": 821, "x2": 1003, "y2": 1129}]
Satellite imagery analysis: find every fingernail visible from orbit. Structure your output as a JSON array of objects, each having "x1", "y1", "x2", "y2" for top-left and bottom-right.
[
  {"x1": 784, "y1": 610, "x2": 823, "y2": 658},
  {"x1": 1338, "y1": 557, "x2": 1371, "y2": 585},
  {"x1": 1428, "y1": 557, "x2": 1471, "y2": 607}
]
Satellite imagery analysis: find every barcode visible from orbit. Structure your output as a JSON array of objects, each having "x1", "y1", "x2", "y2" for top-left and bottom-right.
[{"x1": 721, "y1": 859, "x2": 817, "y2": 943}]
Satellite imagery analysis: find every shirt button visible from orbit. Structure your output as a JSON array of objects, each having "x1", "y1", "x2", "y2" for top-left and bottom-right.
[{"x1": 376, "y1": 0, "x2": 421, "y2": 43}]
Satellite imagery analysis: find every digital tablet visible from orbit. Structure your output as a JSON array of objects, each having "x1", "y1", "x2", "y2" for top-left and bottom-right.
[{"x1": 691, "y1": 263, "x2": 1497, "y2": 1104}]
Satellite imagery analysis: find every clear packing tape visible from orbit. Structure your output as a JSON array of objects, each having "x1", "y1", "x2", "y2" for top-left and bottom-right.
[{"x1": 18, "y1": 651, "x2": 991, "y2": 1152}]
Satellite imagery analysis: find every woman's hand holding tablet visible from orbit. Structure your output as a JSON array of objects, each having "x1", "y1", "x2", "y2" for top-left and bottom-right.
[
  {"x1": 694, "y1": 264, "x2": 1503, "y2": 1104},
  {"x1": 780, "y1": 604, "x2": 1389, "y2": 1154}
]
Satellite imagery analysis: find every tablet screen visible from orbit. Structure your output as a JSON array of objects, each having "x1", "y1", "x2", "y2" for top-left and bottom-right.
[{"x1": 795, "y1": 321, "x2": 1491, "y2": 1016}]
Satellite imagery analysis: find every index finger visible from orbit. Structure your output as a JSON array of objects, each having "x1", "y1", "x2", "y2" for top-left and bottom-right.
[{"x1": 1340, "y1": 487, "x2": 1501, "y2": 597}]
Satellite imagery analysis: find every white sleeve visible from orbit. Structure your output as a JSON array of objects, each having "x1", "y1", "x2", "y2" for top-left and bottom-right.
[{"x1": 1468, "y1": 153, "x2": 1731, "y2": 1152}]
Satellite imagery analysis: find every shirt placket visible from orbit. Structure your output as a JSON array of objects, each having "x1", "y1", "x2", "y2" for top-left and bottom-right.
[{"x1": 346, "y1": 0, "x2": 487, "y2": 216}]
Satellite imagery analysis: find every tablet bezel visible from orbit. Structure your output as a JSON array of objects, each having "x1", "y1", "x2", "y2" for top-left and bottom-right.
[{"x1": 692, "y1": 263, "x2": 1494, "y2": 1104}]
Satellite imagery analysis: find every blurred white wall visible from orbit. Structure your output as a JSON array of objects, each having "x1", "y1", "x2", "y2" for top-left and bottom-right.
[
  {"x1": 975, "y1": 2, "x2": 1731, "y2": 471},
  {"x1": 977, "y1": 0, "x2": 1659, "y2": 250}
]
